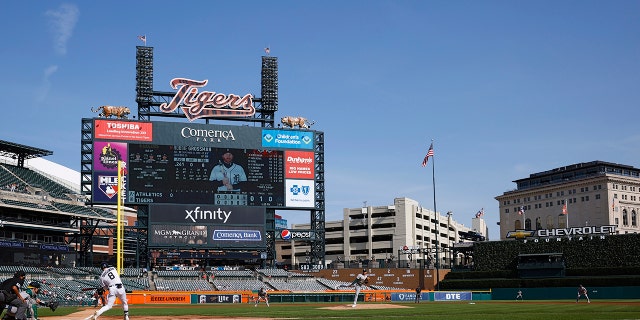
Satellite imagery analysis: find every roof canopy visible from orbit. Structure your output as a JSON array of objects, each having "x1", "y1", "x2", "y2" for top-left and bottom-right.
[{"x1": 0, "y1": 139, "x2": 53, "y2": 167}]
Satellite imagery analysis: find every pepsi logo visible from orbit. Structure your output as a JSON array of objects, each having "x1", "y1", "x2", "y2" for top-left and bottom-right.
[{"x1": 281, "y1": 229, "x2": 291, "y2": 240}]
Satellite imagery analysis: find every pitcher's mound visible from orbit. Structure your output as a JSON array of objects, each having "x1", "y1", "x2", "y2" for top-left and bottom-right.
[{"x1": 321, "y1": 303, "x2": 411, "y2": 310}]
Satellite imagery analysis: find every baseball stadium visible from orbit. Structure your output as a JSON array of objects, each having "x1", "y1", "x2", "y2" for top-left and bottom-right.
[{"x1": 1, "y1": 45, "x2": 639, "y2": 320}]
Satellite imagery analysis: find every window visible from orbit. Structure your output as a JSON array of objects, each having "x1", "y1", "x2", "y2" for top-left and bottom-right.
[
  {"x1": 623, "y1": 209, "x2": 629, "y2": 225},
  {"x1": 558, "y1": 215, "x2": 567, "y2": 228},
  {"x1": 632, "y1": 210, "x2": 637, "y2": 227}
]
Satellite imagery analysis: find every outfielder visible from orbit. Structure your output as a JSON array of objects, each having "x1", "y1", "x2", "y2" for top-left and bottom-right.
[
  {"x1": 335, "y1": 269, "x2": 368, "y2": 308},
  {"x1": 87, "y1": 263, "x2": 129, "y2": 320},
  {"x1": 576, "y1": 284, "x2": 590, "y2": 303}
]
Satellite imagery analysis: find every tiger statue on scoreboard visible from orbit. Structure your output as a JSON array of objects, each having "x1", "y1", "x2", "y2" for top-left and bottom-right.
[
  {"x1": 92, "y1": 105, "x2": 131, "y2": 119},
  {"x1": 281, "y1": 116, "x2": 314, "y2": 129}
]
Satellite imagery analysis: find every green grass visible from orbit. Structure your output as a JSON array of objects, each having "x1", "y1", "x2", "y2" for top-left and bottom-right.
[{"x1": 42, "y1": 301, "x2": 640, "y2": 320}]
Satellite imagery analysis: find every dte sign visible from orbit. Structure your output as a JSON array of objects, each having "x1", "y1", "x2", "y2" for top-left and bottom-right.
[{"x1": 434, "y1": 292, "x2": 472, "y2": 301}]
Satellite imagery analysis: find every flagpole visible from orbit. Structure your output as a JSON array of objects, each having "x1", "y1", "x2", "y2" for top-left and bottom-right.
[
  {"x1": 566, "y1": 199, "x2": 569, "y2": 227},
  {"x1": 430, "y1": 140, "x2": 440, "y2": 291}
]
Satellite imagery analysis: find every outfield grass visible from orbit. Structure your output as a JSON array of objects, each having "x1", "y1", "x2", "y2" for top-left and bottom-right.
[{"x1": 37, "y1": 301, "x2": 640, "y2": 320}]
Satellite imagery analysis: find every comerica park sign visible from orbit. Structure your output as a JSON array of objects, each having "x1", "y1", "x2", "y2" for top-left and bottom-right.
[{"x1": 506, "y1": 225, "x2": 617, "y2": 242}]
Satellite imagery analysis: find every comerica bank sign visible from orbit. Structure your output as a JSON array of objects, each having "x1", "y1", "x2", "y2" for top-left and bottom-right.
[{"x1": 506, "y1": 225, "x2": 617, "y2": 242}]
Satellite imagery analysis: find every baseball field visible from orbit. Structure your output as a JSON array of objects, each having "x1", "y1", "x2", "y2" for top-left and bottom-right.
[{"x1": 35, "y1": 300, "x2": 640, "y2": 320}]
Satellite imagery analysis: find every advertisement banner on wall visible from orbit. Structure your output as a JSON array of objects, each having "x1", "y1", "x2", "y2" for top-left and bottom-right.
[
  {"x1": 196, "y1": 294, "x2": 241, "y2": 304},
  {"x1": 284, "y1": 151, "x2": 314, "y2": 179},
  {"x1": 434, "y1": 291, "x2": 472, "y2": 301},
  {"x1": 261, "y1": 129, "x2": 313, "y2": 150},
  {"x1": 148, "y1": 204, "x2": 266, "y2": 249},
  {"x1": 285, "y1": 179, "x2": 315, "y2": 208}
]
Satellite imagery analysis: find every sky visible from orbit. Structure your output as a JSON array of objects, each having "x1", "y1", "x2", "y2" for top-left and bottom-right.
[{"x1": 1, "y1": 1, "x2": 639, "y2": 241}]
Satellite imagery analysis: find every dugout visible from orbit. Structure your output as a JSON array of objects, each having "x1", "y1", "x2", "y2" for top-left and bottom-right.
[{"x1": 517, "y1": 253, "x2": 565, "y2": 278}]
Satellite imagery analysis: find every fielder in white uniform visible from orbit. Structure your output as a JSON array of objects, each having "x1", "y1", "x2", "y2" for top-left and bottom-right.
[{"x1": 88, "y1": 263, "x2": 129, "y2": 320}]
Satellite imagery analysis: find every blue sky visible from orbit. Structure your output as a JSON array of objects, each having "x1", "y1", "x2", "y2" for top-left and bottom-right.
[{"x1": 1, "y1": 1, "x2": 639, "y2": 240}]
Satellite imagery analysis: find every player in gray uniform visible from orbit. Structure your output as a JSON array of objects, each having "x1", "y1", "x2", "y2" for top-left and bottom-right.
[
  {"x1": 87, "y1": 263, "x2": 129, "y2": 320},
  {"x1": 254, "y1": 287, "x2": 269, "y2": 307}
]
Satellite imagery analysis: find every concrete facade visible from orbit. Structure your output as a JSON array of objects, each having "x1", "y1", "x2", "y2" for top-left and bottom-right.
[
  {"x1": 279, "y1": 197, "x2": 479, "y2": 269},
  {"x1": 496, "y1": 161, "x2": 640, "y2": 240}
]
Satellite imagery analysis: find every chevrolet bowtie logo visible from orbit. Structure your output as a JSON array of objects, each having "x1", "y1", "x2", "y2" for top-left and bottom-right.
[{"x1": 506, "y1": 230, "x2": 536, "y2": 239}]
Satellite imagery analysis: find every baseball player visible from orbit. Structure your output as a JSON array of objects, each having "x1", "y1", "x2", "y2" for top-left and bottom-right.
[
  {"x1": 0, "y1": 270, "x2": 27, "y2": 320},
  {"x1": 335, "y1": 269, "x2": 368, "y2": 308},
  {"x1": 9, "y1": 282, "x2": 58, "y2": 320},
  {"x1": 576, "y1": 284, "x2": 590, "y2": 303},
  {"x1": 254, "y1": 288, "x2": 269, "y2": 307},
  {"x1": 516, "y1": 289, "x2": 523, "y2": 301},
  {"x1": 209, "y1": 152, "x2": 247, "y2": 191},
  {"x1": 87, "y1": 263, "x2": 129, "y2": 320}
]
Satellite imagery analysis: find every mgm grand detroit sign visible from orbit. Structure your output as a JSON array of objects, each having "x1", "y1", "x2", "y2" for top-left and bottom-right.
[{"x1": 506, "y1": 225, "x2": 617, "y2": 243}]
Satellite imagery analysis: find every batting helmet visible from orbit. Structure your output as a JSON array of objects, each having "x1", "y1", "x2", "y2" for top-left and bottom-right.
[{"x1": 100, "y1": 262, "x2": 109, "y2": 269}]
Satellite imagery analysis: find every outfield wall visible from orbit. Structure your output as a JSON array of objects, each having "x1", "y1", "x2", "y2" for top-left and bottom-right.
[{"x1": 116, "y1": 287, "x2": 638, "y2": 305}]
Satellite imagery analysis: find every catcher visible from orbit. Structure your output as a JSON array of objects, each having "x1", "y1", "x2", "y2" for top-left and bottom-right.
[
  {"x1": 2, "y1": 282, "x2": 58, "y2": 320},
  {"x1": 92, "y1": 287, "x2": 106, "y2": 308}
]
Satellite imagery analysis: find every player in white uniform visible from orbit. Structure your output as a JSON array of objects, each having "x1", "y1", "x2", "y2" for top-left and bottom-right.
[
  {"x1": 335, "y1": 269, "x2": 368, "y2": 308},
  {"x1": 88, "y1": 263, "x2": 129, "y2": 320},
  {"x1": 209, "y1": 152, "x2": 247, "y2": 191}
]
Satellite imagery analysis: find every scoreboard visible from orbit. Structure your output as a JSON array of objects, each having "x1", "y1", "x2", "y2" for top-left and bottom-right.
[{"x1": 90, "y1": 119, "x2": 317, "y2": 209}]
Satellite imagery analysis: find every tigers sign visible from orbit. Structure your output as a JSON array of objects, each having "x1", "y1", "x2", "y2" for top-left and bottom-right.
[{"x1": 160, "y1": 78, "x2": 255, "y2": 121}]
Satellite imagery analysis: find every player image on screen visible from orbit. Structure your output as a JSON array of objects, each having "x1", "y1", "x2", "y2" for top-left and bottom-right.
[{"x1": 209, "y1": 151, "x2": 247, "y2": 192}]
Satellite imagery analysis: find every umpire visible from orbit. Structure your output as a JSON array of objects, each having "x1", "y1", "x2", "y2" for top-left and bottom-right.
[{"x1": 0, "y1": 270, "x2": 28, "y2": 320}]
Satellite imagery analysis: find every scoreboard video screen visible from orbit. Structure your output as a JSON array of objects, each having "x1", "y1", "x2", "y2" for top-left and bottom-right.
[
  {"x1": 90, "y1": 119, "x2": 317, "y2": 209},
  {"x1": 127, "y1": 145, "x2": 285, "y2": 206}
]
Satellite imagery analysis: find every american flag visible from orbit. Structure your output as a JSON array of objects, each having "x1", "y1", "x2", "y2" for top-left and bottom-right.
[
  {"x1": 421, "y1": 142, "x2": 434, "y2": 167},
  {"x1": 264, "y1": 47, "x2": 270, "y2": 55},
  {"x1": 475, "y1": 208, "x2": 484, "y2": 218},
  {"x1": 138, "y1": 35, "x2": 147, "y2": 45},
  {"x1": 562, "y1": 201, "x2": 567, "y2": 215},
  {"x1": 518, "y1": 206, "x2": 525, "y2": 215}
]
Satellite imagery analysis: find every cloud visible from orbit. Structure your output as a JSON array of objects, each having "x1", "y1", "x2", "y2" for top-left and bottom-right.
[
  {"x1": 45, "y1": 3, "x2": 79, "y2": 55},
  {"x1": 35, "y1": 65, "x2": 59, "y2": 102}
]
